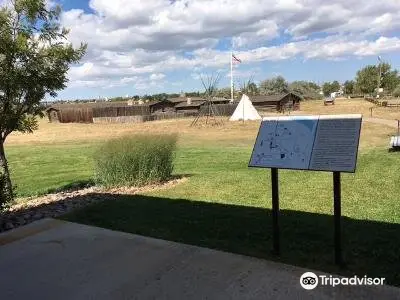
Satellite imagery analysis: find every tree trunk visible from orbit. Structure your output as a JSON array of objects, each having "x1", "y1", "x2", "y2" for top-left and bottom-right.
[{"x1": 0, "y1": 140, "x2": 13, "y2": 206}]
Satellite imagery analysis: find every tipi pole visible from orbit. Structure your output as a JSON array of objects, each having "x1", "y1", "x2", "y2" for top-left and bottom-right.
[{"x1": 230, "y1": 51, "x2": 234, "y2": 102}]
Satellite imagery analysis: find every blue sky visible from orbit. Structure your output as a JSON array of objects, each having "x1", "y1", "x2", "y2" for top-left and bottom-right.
[{"x1": 48, "y1": 0, "x2": 400, "y2": 100}]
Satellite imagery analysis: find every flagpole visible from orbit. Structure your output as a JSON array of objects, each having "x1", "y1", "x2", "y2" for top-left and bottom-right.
[{"x1": 230, "y1": 51, "x2": 234, "y2": 102}]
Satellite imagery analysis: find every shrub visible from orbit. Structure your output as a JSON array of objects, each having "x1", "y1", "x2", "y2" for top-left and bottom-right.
[
  {"x1": 393, "y1": 85, "x2": 400, "y2": 97},
  {"x1": 0, "y1": 172, "x2": 13, "y2": 209},
  {"x1": 94, "y1": 134, "x2": 177, "y2": 187}
]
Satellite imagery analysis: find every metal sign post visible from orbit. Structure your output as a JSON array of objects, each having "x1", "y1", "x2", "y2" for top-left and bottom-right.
[
  {"x1": 250, "y1": 115, "x2": 362, "y2": 266},
  {"x1": 271, "y1": 168, "x2": 280, "y2": 255},
  {"x1": 269, "y1": 168, "x2": 344, "y2": 265},
  {"x1": 333, "y1": 171, "x2": 342, "y2": 265}
]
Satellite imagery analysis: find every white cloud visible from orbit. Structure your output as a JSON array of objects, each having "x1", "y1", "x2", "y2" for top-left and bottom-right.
[
  {"x1": 149, "y1": 73, "x2": 165, "y2": 81},
  {"x1": 66, "y1": 35, "x2": 400, "y2": 89},
  {"x1": 56, "y1": 0, "x2": 400, "y2": 91}
]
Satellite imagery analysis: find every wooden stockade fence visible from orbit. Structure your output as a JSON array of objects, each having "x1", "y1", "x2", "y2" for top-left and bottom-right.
[
  {"x1": 52, "y1": 103, "x2": 241, "y2": 124},
  {"x1": 92, "y1": 105, "x2": 150, "y2": 118},
  {"x1": 365, "y1": 97, "x2": 400, "y2": 107},
  {"x1": 58, "y1": 108, "x2": 93, "y2": 123},
  {"x1": 199, "y1": 103, "x2": 238, "y2": 116}
]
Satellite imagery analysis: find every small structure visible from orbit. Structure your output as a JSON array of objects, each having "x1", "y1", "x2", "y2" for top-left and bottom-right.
[
  {"x1": 148, "y1": 100, "x2": 176, "y2": 114},
  {"x1": 175, "y1": 99, "x2": 205, "y2": 114},
  {"x1": 211, "y1": 97, "x2": 231, "y2": 105},
  {"x1": 230, "y1": 94, "x2": 261, "y2": 121},
  {"x1": 250, "y1": 93, "x2": 301, "y2": 112},
  {"x1": 45, "y1": 107, "x2": 60, "y2": 122},
  {"x1": 168, "y1": 96, "x2": 204, "y2": 105}
]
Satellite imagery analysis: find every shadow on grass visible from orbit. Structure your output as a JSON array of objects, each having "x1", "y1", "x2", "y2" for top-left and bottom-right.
[
  {"x1": 44, "y1": 179, "x2": 96, "y2": 194},
  {"x1": 58, "y1": 193, "x2": 400, "y2": 287}
]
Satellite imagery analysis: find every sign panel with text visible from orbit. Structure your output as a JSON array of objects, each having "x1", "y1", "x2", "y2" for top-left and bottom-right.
[{"x1": 249, "y1": 114, "x2": 362, "y2": 173}]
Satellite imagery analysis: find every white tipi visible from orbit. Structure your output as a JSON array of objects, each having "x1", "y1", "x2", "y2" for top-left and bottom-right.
[{"x1": 229, "y1": 94, "x2": 261, "y2": 121}]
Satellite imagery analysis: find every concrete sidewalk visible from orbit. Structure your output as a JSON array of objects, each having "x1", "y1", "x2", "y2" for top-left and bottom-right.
[{"x1": 0, "y1": 219, "x2": 399, "y2": 300}]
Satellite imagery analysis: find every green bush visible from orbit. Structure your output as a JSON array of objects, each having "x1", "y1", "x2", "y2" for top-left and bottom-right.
[
  {"x1": 393, "y1": 85, "x2": 400, "y2": 97},
  {"x1": 0, "y1": 173, "x2": 13, "y2": 209},
  {"x1": 94, "y1": 134, "x2": 177, "y2": 187}
]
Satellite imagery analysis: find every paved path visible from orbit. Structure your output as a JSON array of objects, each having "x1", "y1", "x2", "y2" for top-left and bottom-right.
[{"x1": 0, "y1": 219, "x2": 399, "y2": 300}]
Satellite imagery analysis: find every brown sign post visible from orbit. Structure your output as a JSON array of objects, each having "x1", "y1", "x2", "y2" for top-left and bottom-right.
[{"x1": 249, "y1": 115, "x2": 362, "y2": 265}]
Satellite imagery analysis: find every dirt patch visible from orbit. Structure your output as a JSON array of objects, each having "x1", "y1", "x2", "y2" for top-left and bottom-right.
[{"x1": 0, "y1": 177, "x2": 187, "y2": 233}]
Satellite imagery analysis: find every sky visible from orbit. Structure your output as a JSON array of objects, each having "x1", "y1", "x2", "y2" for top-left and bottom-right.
[{"x1": 38, "y1": 0, "x2": 400, "y2": 99}]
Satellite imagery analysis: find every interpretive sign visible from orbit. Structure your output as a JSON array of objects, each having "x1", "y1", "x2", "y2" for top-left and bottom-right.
[
  {"x1": 249, "y1": 114, "x2": 362, "y2": 173},
  {"x1": 249, "y1": 114, "x2": 362, "y2": 264}
]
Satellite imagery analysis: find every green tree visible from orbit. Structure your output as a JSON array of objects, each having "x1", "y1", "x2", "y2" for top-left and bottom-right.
[
  {"x1": 259, "y1": 76, "x2": 289, "y2": 95},
  {"x1": 331, "y1": 81, "x2": 341, "y2": 92},
  {"x1": 0, "y1": 0, "x2": 86, "y2": 205},
  {"x1": 355, "y1": 63, "x2": 399, "y2": 94},
  {"x1": 239, "y1": 78, "x2": 259, "y2": 96},
  {"x1": 343, "y1": 80, "x2": 355, "y2": 95},
  {"x1": 322, "y1": 82, "x2": 339, "y2": 96},
  {"x1": 355, "y1": 65, "x2": 378, "y2": 94},
  {"x1": 216, "y1": 87, "x2": 231, "y2": 98},
  {"x1": 393, "y1": 84, "x2": 400, "y2": 97},
  {"x1": 288, "y1": 81, "x2": 320, "y2": 99},
  {"x1": 247, "y1": 82, "x2": 258, "y2": 96},
  {"x1": 381, "y1": 67, "x2": 399, "y2": 93}
]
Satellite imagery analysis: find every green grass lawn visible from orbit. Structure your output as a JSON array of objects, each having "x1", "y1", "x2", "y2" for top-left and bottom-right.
[
  {"x1": 5, "y1": 141, "x2": 400, "y2": 286},
  {"x1": 7, "y1": 142, "x2": 95, "y2": 197}
]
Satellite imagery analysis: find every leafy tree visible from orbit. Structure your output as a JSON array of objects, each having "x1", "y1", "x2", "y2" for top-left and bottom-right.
[
  {"x1": 331, "y1": 81, "x2": 341, "y2": 92},
  {"x1": 355, "y1": 63, "x2": 399, "y2": 94},
  {"x1": 289, "y1": 81, "x2": 321, "y2": 99},
  {"x1": 239, "y1": 78, "x2": 258, "y2": 96},
  {"x1": 153, "y1": 93, "x2": 168, "y2": 101},
  {"x1": 0, "y1": 0, "x2": 86, "y2": 205},
  {"x1": 381, "y1": 67, "x2": 399, "y2": 93},
  {"x1": 322, "y1": 82, "x2": 339, "y2": 96},
  {"x1": 355, "y1": 65, "x2": 378, "y2": 94},
  {"x1": 259, "y1": 76, "x2": 289, "y2": 95},
  {"x1": 167, "y1": 93, "x2": 180, "y2": 98},
  {"x1": 186, "y1": 91, "x2": 201, "y2": 97},
  {"x1": 216, "y1": 87, "x2": 231, "y2": 98},
  {"x1": 247, "y1": 82, "x2": 258, "y2": 96},
  {"x1": 343, "y1": 80, "x2": 355, "y2": 95},
  {"x1": 393, "y1": 84, "x2": 400, "y2": 97},
  {"x1": 110, "y1": 96, "x2": 125, "y2": 102}
]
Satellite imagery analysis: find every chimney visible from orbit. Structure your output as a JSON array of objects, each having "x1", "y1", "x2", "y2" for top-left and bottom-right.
[{"x1": 187, "y1": 97, "x2": 192, "y2": 105}]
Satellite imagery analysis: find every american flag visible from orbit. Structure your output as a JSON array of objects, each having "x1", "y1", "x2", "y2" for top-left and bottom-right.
[{"x1": 232, "y1": 54, "x2": 241, "y2": 63}]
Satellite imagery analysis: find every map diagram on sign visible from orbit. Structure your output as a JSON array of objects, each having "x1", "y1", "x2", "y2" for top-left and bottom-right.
[
  {"x1": 249, "y1": 116, "x2": 319, "y2": 170},
  {"x1": 249, "y1": 115, "x2": 362, "y2": 172}
]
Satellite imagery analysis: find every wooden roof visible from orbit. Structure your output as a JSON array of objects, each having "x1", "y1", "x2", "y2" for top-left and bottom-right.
[
  {"x1": 168, "y1": 96, "x2": 205, "y2": 103},
  {"x1": 210, "y1": 97, "x2": 230, "y2": 103},
  {"x1": 168, "y1": 97, "x2": 187, "y2": 103},
  {"x1": 175, "y1": 100, "x2": 205, "y2": 108},
  {"x1": 250, "y1": 93, "x2": 301, "y2": 103}
]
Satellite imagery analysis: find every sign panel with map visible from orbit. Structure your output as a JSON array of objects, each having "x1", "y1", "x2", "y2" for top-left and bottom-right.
[{"x1": 249, "y1": 114, "x2": 362, "y2": 173}]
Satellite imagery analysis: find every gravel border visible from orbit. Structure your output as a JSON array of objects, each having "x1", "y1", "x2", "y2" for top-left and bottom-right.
[{"x1": 1, "y1": 177, "x2": 187, "y2": 233}]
